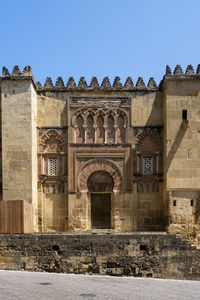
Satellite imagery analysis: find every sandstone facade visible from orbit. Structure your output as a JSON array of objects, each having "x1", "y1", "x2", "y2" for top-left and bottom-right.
[{"x1": 0, "y1": 65, "x2": 200, "y2": 242}]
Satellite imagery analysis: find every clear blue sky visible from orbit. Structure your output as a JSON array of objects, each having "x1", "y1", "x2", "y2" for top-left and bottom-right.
[{"x1": 0, "y1": 0, "x2": 200, "y2": 86}]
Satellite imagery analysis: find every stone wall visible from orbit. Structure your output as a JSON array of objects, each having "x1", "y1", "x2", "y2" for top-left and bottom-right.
[
  {"x1": 163, "y1": 70, "x2": 200, "y2": 243},
  {"x1": 0, "y1": 233, "x2": 200, "y2": 280},
  {"x1": 1, "y1": 79, "x2": 37, "y2": 204},
  {"x1": 163, "y1": 78, "x2": 200, "y2": 190},
  {"x1": 1, "y1": 65, "x2": 200, "y2": 240},
  {"x1": 137, "y1": 190, "x2": 164, "y2": 231},
  {"x1": 37, "y1": 94, "x2": 67, "y2": 127},
  {"x1": 1, "y1": 75, "x2": 38, "y2": 230},
  {"x1": 132, "y1": 91, "x2": 162, "y2": 127}
]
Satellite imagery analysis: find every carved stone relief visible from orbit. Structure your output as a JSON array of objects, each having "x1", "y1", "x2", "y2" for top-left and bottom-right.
[{"x1": 40, "y1": 129, "x2": 65, "y2": 153}]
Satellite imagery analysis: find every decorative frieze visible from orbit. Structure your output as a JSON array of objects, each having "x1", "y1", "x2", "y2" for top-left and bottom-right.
[{"x1": 70, "y1": 97, "x2": 131, "y2": 108}]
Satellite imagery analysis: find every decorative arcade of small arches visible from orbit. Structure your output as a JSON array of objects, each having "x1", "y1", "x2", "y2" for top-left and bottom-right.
[{"x1": 73, "y1": 109, "x2": 127, "y2": 144}]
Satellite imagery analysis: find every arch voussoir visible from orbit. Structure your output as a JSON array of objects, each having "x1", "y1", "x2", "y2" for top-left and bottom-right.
[{"x1": 78, "y1": 159, "x2": 122, "y2": 192}]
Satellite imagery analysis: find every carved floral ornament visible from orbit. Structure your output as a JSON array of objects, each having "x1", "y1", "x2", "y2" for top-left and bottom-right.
[
  {"x1": 78, "y1": 159, "x2": 122, "y2": 192},
  {"x1": 40, "y1": 129, "x2": 64, "y2": 152}
]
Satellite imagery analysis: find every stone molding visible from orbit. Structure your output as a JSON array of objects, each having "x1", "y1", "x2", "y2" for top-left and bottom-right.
[{"x1": 78, "y1": 159, "x2": 122, "y2": 192}]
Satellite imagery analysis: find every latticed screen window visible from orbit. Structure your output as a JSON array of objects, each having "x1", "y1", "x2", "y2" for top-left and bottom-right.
[
  {"x1": 143, "y1": 157, "x2": 153, "y2": 175},
  {"x1": 48, "y1": 157, "x2": 59, "y2": 175}
]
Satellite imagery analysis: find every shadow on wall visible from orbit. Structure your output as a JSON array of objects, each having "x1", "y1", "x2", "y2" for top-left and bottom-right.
[
  {"x1": 144, "y1": 92, "x2": 163, "y2": 127},
  {"x1": 143, "y1": 91, "x2": 187, "y2": 173},
  {"x1": 166, "y1": 122, "x2": 187, "y2": 172},
  {"x1": 60, "y1": 101, "x2": 68, "y2": 127}
]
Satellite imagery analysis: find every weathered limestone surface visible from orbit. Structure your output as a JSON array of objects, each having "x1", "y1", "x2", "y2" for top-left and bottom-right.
[
  {"x1": 0, "y1": 233, "x2": 200, "y2": 280},
  {"x1": 37, "y1": 94, "x2": 67, "y2": 127},
  {"x1": 163, "y1": 79, "x2": 200, "y2": 189},
  {"x1": 1, "y1": 78, "x2": 37, "y2": 230},
  {"x1": 132, "y1": 91, "x2": 162, "y2": 126},
  {"x1": 163, "y1": 75, "x2": 200, "y2": 244},
  {"x1": 1, "y1": 80, "x2": 37, "y2": 201},
  {"x1": 0, "y1": 65, "x2": 200, "y2": 248}
]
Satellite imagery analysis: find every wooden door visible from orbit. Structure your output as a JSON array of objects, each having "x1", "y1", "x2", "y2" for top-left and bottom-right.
[{"x1": 91, "y1": 193, "x2": 111, "y2": 229}]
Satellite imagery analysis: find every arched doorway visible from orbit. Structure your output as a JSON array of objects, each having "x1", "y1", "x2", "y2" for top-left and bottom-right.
[{"x1": 87, "y1": 171, "x2": 114, "y2": 229}]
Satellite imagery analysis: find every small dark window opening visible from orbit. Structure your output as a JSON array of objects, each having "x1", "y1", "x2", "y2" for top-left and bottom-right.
[
  {"x1": 182, "y1": 110, "x2": 187, "y2": 121},
  {"x1": 140, "y1": 245, "x2": 147, "y2": 251},
  {"x1": 173, "y1": 200, "x2": 176, "y2": 206},
  {"x1": 191, "y1": 200, "x2": 194, "y2": 207},
  {"x1": 52, "y1": 245, "x2": 60, "y2": 251}
]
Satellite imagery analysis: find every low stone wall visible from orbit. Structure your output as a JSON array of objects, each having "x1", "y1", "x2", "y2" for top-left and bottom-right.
[
  {"x1": 0, "y1": 233, "x2": 200, "y2": 280},
  {"x1": 168, "y1": 224, "x2": 200, "y2": 247}
]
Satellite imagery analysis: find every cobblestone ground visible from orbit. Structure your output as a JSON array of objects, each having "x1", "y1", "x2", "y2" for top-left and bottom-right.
[{"x1": 0, "y1": 270, "x2": 200, "y2": 300}]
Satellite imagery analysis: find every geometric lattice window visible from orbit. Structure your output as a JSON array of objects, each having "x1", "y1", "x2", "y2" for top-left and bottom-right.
[
  {"x1": 48, "y1": 157, "x2": 59, "y2": 176},
  {"x1": 143, "y1": 157, "x2": 153, "y2": 175}
]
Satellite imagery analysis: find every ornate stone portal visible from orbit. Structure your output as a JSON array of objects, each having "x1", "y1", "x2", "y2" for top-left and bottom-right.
[
  {"x1": 78, "y1": 159, "x2": 121, "y2": 192},
  {"x1": 1, "y1": 65, "x2": 200, "y2": 243}
]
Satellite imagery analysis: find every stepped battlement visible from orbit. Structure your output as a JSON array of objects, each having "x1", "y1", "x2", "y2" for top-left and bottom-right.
[{"x1": 1, "y1": 64, "x2": 200, "y2": 92}]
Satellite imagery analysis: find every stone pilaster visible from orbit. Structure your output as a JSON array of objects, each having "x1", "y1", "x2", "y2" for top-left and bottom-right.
[{"x1": 1, "y1": 72, "x2": 38, "y2": 230}]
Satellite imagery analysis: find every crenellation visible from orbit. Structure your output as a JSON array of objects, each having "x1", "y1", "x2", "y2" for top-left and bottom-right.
[
  {"x1": 185, "y1": 64, "x2": 195, "y2": 75},
  {"x1": 2, "y1": 66, "x2": 10, "y2": 76},
  {"x1": 67, "y1": 76, "x2": 76, "y2": 88},
  {"x1": 136, "y1": 77, "x2": 146, "y2": 88},
  {"x1": 0, "y1": 71, "x2": 159, "y2": 92},
  {"x1": 147, "y1": 77, "x2": 157, "y2": 89},
  {"x1": 78, "y1": 77, "x2": 87, "y2": 88},
  {"x1": 113, "y1": 76, "x2": 122, "y2": 88},
  {"x1": 165, "y1": 64, "x2": 200, "y2": 79},
  {"x1": 22, "y1": 66, "x2": 32, "y2": 76},
  {"x1": 196, "y1": 64, "x2": 200, "y2": 74},
  {"x1": 173, "y1": 64, "x2": 183, "y2": 75},
  {"x1": 124, "y1": 76, "x2": 134, "y2": 88},
  {"x1": 55, "y1": 77, "x2": 64, "y2": 88},
  {"x1": 90, "y1": 76, "x2": 99, "y2": 87},
  {"x1": 44, "y1": 77, "x2": 54, "y2": 89},
  {"x1": 165, "y1": 65, "x2": 172, "y2": 75},
  {"x1": 101, "y1": 76, "x2": 111, "y2": 87},
  {"x1": 12, "y1": 65, "x2": 21, "y2": 76}
]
